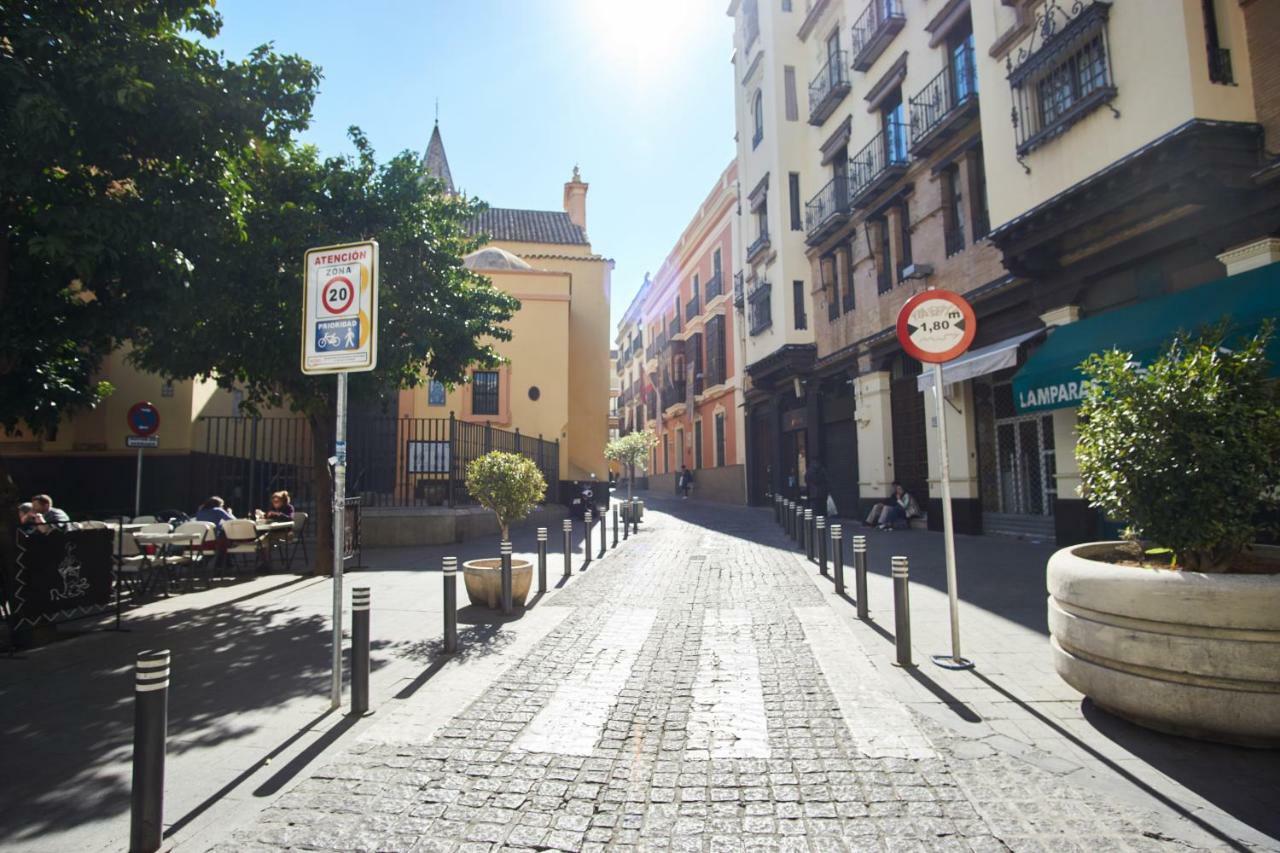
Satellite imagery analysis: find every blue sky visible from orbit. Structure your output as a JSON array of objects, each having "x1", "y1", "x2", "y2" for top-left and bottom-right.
[{"x1": 210, "y1": 0, "x2": 737, "y2": 331}]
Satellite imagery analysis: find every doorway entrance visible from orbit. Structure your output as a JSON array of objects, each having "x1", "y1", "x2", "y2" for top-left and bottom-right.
[{"x1": 977, "y1": 377, "x2": 1056, "y2": 539}]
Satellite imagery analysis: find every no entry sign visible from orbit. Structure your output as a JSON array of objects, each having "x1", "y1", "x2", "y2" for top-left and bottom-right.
[
  {"x1": 127, "y1": 402, "x2": 160, "y2": 437},
  {"x1": 301, "y1": 241, "x2": 379, "y2": 375},
  {"x1": 896, "y1": 290, "x2": 976, "y2": 364}
]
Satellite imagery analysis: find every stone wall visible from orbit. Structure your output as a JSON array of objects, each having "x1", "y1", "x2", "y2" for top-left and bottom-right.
[
  {"x1": 360, "y1": 503, "x2": 569, "y2": 547},
  {"x1": 648, "y1": 464, "x2": 747, "y2": 504}
]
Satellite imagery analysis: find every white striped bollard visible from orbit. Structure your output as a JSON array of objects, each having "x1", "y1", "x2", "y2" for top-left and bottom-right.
[
  {"x1": 443, "y1": 556, "x2": 458, "y2": 653},
  {"x1": 583, "y1": 510, "x2": 593, "y2": 569},
  {"x1": 351, "y1": 586, "x2": 371, "y2": 715},
  {"x1": 774, "y1": 494, "x2": 782, "y2": 524},
  {"x1": 831, "y1": 524, "x2": 845, "y2": 595},
  {"x1": 804, "y1": 509, "x2": 814, "y2": 560},
  {"x1": 563, "y1": 518, "x2": 573, "y2": 578},
  {"x1": 130, "y1": 649, "x2": 169, "y2": 853},
  {"x1": 500, "y1": 540, "x2": 513, "y2": 615},
  {"x1": 784, "y1": 500, "x2": 793, "y2": 537},
  {"x1": 612, "y1": 504, "x2": 618, "y2": 548},
  {"x1": 892, "y1": 556, "x2": 913, "y2": 667},
  {"x1": 622, "y1": 502, "x2": 630, "y2": 540},
  {"x1": 816, "y1": 516, "x2": 827, "y2": 575},
  {"x1": 853, "y1": 535, "x2": 869, "y2": 621},
  {"x1": 795, "y1": 504, "x2": 804, "y2": 546},
  {"x1": 536, "y1": 529, "x2": 548, "y2": 593}
]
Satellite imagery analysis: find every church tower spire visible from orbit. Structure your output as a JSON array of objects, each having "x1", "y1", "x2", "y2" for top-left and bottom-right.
[{"x1": 423, "y1": 120, "x2": 454, "y2": 194}]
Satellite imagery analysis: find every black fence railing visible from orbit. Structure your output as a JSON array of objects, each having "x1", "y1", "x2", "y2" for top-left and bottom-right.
[
  {"x1": 909, "y1": 47, "x2": 977, "y2": 152},
  {"x1": 808, "y1": 51, "x2": 851, "y2": 125},
  {"x1": 849, "y1": 123, "x2": 909, "y2": 206},
  {"x1": 685, "y1": 295, "x2": 700, "y2": 321},
  {"x1": 748, "y1": 280, "x2": 773, "y2": 336},
  {"x1": 1208, "y1": 46, "x2": 1233, "y2": 85},
  {"x1": 851, "y1": 0, "x2": 905, "y2": 71},
  {"x1": 804, "y1": 174, "x2": 852, "y2": 242},
  {"x1": 195, "y1": 415, "x2": 560, "y2": 511},
  {"x1": 706, "y1": 272, "x2": 724, "y2": 301},
  {"x1": 733, "y1": 271, "x2": 745, "y2": 308}
]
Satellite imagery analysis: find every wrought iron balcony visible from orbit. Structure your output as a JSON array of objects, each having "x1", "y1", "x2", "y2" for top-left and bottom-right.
[
  {"x1": 733, "y1": 271, "x2": 745, "y2": 309},
  {"x1": 746, "y1": 228, "x2": 771, "y2": 263},
  {"x1": 662, "y1": 380, "x2": 687, "y2": 410},
  {"x1": 804, "y1": 174, "x2": 852, "y2": 245},
  {"x1": 909, "y1": 47, "x2": 979, "y2": 156},
  {"x1": 668, "y1": 314, "x2": 681, "y2": 337},
  {"x1": 692, "y1": 373, "x2": 704, "y2": 397},
  {"x1": 747, "y1": 279, "x2": 772, "y2": 336},
  {"x1": 848, "y1": 124, "x2": 909, "y2": 208},
  {"x1": 808, "y1": 51, "x2": 851, "y2": 126},
  {"x1": 850, "y1": 0, "x2": 905, "y2": 72},
  {"x1": 685, "y1": 295, "x2": 700, "y2": 321},
  {"x1": 705, "y1": 272, "x2": 723, "y2": 301}
]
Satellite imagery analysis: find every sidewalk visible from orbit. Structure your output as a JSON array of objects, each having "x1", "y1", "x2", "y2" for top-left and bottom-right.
[{"x1": 0, "y1": 514, "x2": 604, "y2": 853}]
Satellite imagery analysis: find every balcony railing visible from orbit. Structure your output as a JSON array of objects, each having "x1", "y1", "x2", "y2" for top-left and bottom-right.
[
  {"x1": 849, "y1": 124, "x2": 909, "y2": 207},
  {"x1": 685, "y1": 295, "x2": 700, "y2": 321},
  {"x1": 733, "y1": 271, "x2": 745, "y2": 309},
  {"x1": 668, "y1": 315, "x2": 681, "y2": 337},
  {"x1": 746, "y1": 228, "x2": 771, "y2": 263},
  {"x1": 747, "y1": 279, "x2": 772, "y2": 336},
  {"x1": 909, "y1": 48, "x2": 978, "y2": 156},
  {"x1": 705, "y1": 272, "x2": 723, "y2": 301},
  {"x1": 804, "y1": 174, "x2": 852, "y2": 245},
  {"x1": 850, "y1": 0, "x2": 905, "y2": 72},
  {"x1": 662, "y1": 381, "x2": 687, "y2": 410},
  {"x1": 808, "y1": 51, "x2": 851, "y2": 126}
]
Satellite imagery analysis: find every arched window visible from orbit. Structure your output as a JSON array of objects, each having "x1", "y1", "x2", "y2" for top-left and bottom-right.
[{"x1": 752, "y1": 90, "x2": 764, "y2": 148}]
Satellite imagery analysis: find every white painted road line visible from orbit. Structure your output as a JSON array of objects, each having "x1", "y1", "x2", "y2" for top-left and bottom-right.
[{"x1": 687, "y1": 608, "x2": 771, "y2": 759}]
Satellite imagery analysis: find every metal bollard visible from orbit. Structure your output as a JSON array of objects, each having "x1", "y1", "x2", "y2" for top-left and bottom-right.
[
  {"x1": 351, "y1": 587, "x2": 371, "y2": 715},
  {"x1": 795, "y1": 505, "x2": 804, "y2": 546},
  {"x1": 853, "y1": 535, "x2": 868, "y2": 621},
  {"x1": 785, "y1": 500, "x2": 794, "y2": 538},
  {"x1": 443, "y1": 557, "x2": 458, "y2": 654},
  {"x1": 892, "y1": 556, "x2": 913, "y2": 667},
  {"x1": 598, "y1": 510, "x2": 607, "y2": 559},
  {"x1": 536, "y1": 529, "x2": 548, "y2": 593},
  {"x1": 774, "y1": 494, "x2": 782, "y2": 524},
  {"x1": 612, "y1": 504, "x2": 619, "y2": 548},
  {"x1": 804, "y1": 509, "x2": 815, "y2": 560},
  {"x1": 816, "y1": 516, "x2": 827, "y2": 575},
  {"x1": 583, "y1": 510, "x2": 593, "y2": 569},
  {"x1": 130, "y1": 649, "x2": 169, "y2": 853},
  {"x1": 831, "y1": 524, "x2": 845, "y2": 595},
  {"x1": 622, "y1": 502, "x2": 630, "y2": 540},
  {"x1": 500, "y1": 541, "x2": 513, "y2": 615},
  {"x1": 563, "y1": 518, "x2": 573, "y2": 578}
]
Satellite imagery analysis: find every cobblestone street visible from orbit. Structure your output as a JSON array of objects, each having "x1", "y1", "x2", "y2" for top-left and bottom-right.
[{"x1": 220, "y1": 499, "x2": 1255, "y2": 852}]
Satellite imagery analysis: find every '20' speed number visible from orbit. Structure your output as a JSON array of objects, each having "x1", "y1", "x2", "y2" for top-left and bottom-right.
[{"x1": 321, "y1": 275, "x2": 356, "y2": 315}]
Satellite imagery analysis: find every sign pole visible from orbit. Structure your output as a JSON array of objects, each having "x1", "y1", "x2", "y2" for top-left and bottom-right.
[
  {"x1": 930, "y1": 361, "x2": 970, "y2": 669},
  {"x1": 331, "y1": 371, "x2": 348, "y2": 710},
  {"x1": 134, "y1": 447, "x2": 143, "y2": 519}
]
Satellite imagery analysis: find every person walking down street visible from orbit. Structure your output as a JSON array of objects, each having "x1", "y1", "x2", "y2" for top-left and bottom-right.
[
  {"x1": 678, "y1": 466, "x2": 695, "y2": 499},
  {"x1": 865, "y1": 482, "x2": 921, "y2": 530},
  {"x1": 806, "y1": 459, "x2": 830, "y2": 518}
]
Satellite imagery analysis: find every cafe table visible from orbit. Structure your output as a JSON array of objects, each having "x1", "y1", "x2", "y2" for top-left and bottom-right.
[
  {"x1": 131, "y1": 530, "x2": 206, "y2": 595},
  {"x1": 254, "y1": 520, "x2": 294, "y2": 568}
]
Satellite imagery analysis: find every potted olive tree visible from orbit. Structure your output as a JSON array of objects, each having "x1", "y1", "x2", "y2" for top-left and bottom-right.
[
  {"x1": 463, "y1": 451, "x2": 547, "y2": 609},
  {"x1": 605, "y1": 429, "x2": 658, "y2": 520},
  {"x1": 1048, "y1": 324, "x2": 1280, "y2": 746}
]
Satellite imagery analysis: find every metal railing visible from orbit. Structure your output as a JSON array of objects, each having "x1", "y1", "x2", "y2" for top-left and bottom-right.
[
  {"x1": 748, "y1": 280, "x2": 772, "y2": 336},
  {"x1": 685, "y1": 295, "x2": 700, "y2": 321},
  {"x1": 668, "y1": 314, "x2": 681, "y2": 337},
  {"x1": 1208, "y1": 47, "x2": 1233, "y2": 85},
  {"x1": 909, "y1": 47, "x2": 977, "y2": 150},
  {"x1": 705, "y1": 272, "x2": 724, "y2": 301},
  {"x1": 945, "y1": 221, "x2": 965, "y2": 257},
  {"x1": 195, "y1": 415, "x2": 560, "y2": 510},
  {"x1": 851, "y1": 0, "x2": 905, "y2": 71},
  {"x1": 804, "y1": 174, "x2": 852, "y2": 240},
  {"x1": 733, "y1": 271, "x2": 745, "y2": 308},
  {"x1": 849, "y1": 124, "x2": 909, "y2": 205},
  {"x1": 746, "y1": 228, "x2": 771, "y2": 261},
  {"x1": 808, "y1": 51, "x2": 850, "y2": 125}
]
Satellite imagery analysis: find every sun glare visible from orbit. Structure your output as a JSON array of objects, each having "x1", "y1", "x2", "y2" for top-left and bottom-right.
[{"x1": 580, "y1": 0, "x2": 717, "y2": 83}]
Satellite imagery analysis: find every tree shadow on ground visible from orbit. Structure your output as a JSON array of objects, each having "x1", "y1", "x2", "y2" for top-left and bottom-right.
[{"x1": 0, "y1": 595, "x2": 392, "y2": 843}]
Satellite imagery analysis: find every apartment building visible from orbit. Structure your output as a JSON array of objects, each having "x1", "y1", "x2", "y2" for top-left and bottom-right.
[
  {"x1": 729, "y1": 0, "x2": 1280, "y2": 544},
  {"x1": 614, "y1": 163, "x2": 748, "y2": 503}
]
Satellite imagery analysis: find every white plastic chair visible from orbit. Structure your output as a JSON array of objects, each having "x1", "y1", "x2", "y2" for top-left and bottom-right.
[
  {"x1": 222, "y1": 518, "x2": 260, "y2": 574},
  {"x1": 282, "y1": 512, "x2": 308, "y2": 571},
  {"x1": 171, "y1": 521, "x2": 216, "y2": 586}
]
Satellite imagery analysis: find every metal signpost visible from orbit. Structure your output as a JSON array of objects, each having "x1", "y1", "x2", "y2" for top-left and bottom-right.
[
  {"x1": 126, "y1": 402, "x2": 161, "y2": 518},
  {"x1": 302, "y1": 240, "x2": 379, "y2": 710},
  {"x1": 896, "y1": 289, "x2": 977, "y2": 671}
]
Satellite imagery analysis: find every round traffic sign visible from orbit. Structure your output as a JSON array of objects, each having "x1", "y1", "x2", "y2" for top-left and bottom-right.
[
  {"x1": 127, "y1": 402, "x2": 161, "y2": 437},
  {"x1": 320, "y1": 275, "x2": 356, "y2": 315},
  {"x1": 896, "y1": 290, "x2": 977, "y2": 364}
]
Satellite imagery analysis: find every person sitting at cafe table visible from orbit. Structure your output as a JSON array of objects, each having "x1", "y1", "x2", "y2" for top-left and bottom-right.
[
  {"x1": 31, "y1": 494, "x2": 69, "y2": 525},
  {"x1": 260, "y1": 491, "x2": 294, "y2": 521},
  {"x1": 195, "y1": 496, "x2": 234, "y2": 528},
  {"x1": 254, "y1": 491, "x2": 294, "y2": 570},
  {"x1": 18, "y1": 501, "x2": 39, "y2": 531}
]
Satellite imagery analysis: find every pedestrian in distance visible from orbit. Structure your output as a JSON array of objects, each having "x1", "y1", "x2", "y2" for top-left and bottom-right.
[
  {"x1": 678, "y1": 466, "x2": 695, "y2": 499},
  {"x1": 806, "y1": 459, "x2": 830, "y2": 519},
  {"x1": 865, "y1": 482, "x2": 921, "y2": 531}
]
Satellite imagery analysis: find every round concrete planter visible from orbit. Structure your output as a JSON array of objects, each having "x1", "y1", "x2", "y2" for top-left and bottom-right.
[
  {"x1": 462, "y1": 558, "x2": 533, "y2": 609},
  {"x1": 1047, "y1": 542, "x2": 1280, "y2": 747}
]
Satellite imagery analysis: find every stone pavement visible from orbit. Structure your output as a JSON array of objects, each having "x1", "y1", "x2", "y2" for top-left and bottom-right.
[{"x1": 216, "y1": 497, "x2": 1275, "y2": 852}]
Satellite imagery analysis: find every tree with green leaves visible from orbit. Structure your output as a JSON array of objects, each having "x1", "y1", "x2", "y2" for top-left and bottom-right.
[
  {"x1": 1076, "y1": 323, "x2": 1280, "y2": 572},
  {"x1": 130, "y1": 133, "x2": 519, "y2": 572},
  {"x1": 604, "y1": 429, "x2": 659, "y2": 505},
  {"x1": 465, "y1": 451, "x2": 547, "y2": 542}
]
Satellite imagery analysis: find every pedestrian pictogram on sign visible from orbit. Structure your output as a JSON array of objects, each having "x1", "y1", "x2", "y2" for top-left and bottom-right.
[{"x1": 301, "y1": 241, "x2": 378, "y2": 375}]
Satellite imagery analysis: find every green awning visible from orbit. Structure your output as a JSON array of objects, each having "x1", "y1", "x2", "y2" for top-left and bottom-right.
[{"x1": 1012, "y1": 261, "x2": 1280, "y2": 414}]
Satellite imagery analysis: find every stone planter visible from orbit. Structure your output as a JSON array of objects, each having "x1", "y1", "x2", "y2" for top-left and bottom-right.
[
  {"x1": 463, "y1": 557, "x2": 534, "y2": 609},
  {"x1": 1047, "y1": 542, "x2": 1280, "y2": 747}
]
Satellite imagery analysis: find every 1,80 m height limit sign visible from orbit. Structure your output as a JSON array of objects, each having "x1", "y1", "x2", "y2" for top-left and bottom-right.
[
  {"x1": 301, "y1": 240, "x2": 379, "y2": 375},
  {"x1": 301, "y1": 239, "x2": 378, "y2": 713}
]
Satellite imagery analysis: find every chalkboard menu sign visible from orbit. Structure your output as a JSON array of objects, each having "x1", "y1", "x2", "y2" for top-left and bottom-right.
[{"x1": 4, "y1": 528, "x2": 113, "y2": 628}]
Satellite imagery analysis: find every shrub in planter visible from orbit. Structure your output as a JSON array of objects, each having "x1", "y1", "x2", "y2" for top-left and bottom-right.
[
  {"x1": 1076, "y1": 322, "x2": 1280, "y2": 571},
  {"x1": 465, "y1": 451, "x2": 547, "y2": 541}
]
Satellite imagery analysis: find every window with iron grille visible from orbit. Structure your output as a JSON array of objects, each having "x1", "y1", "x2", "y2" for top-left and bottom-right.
[
  {"x1": 714, "y1": 412, "x2": 726, "y2": 467},
  {"x1": 874, "y1": 218, "x2": 893, "y2": 294},
  {"x1": 472, "y1": 371, "x2": 500, "y2": 416},
  {"x1": 748, "y1": 280, "x2": 773, "y2": 335},
  {"x1": 1008, "y1": 2, "x2": 1116, "y2": 157},
  {"x1": 705, "y1": 314, "x2": 727, "y2": 386}
]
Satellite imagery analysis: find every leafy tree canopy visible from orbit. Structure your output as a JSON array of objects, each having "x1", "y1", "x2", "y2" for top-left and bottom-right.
[{"x1": 465, "y1": 451, "x2": 547, "y2": 542}]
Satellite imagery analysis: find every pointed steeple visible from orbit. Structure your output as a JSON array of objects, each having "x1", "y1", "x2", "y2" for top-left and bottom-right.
[{"x1": 423, "y1": 120, "x2": 454, "y2": 194}]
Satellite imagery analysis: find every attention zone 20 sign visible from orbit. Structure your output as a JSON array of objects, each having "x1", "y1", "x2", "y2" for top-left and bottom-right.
[{"x1": 301, "y1": 241, "x2": 379, "y2": 375}]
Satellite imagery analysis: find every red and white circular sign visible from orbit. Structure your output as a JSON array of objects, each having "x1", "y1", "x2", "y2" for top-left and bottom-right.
[
  {"x1": 320, "y1": 276, "x2": 356, "y2": 315},
  {"x1": 896, "y1": 290, "x2": 977, "y2": 363}
]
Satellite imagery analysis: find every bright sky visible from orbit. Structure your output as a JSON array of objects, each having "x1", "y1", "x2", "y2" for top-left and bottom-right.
[{"x1": 210, "y1": 0, "x2": 737, "y2": 332}]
